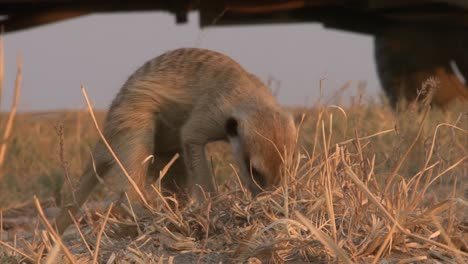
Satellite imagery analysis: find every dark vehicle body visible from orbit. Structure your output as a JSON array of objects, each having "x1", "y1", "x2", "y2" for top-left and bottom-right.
[{"x1": 1, "y1": 0, "x2": 467, "y2": 106}]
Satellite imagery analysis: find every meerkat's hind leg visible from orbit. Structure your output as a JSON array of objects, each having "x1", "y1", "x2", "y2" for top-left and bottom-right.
[{"x1": 56, "y1": 117, "x2": 155, "y2": 234}]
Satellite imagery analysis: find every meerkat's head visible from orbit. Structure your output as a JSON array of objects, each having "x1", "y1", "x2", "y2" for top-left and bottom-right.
[{"x1": 226, "y1": 107, "x2": 297, "y2": 196}]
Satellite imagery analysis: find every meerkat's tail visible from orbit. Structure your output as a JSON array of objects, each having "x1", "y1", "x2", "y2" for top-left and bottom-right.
[
  {"x1": 55, "y1": 142, "x2": 112, "y2": 234},
  {"x1": 56, "y1": 101, "x2": 157, "y2": 235}
]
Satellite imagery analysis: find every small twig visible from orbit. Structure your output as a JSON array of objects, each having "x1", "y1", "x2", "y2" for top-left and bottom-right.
[
  {"x1": 150, "y1": 184, "x2": 186, "y2": 231},
  {"x1": 210, "y1": 156, "x2": 219, "y2": 193},
  {"x1": 430, "y1": 213, "x2": 464, "y2": 264},
  {"x1": 92, "y1": 203, "x2": 113, "y2": 264},
  {"x1": 337, "y1": 128, "x2": 395, "y2": 145},
  {"x1": 55, "y1": 123, "x2": 76, "y2": 205},
  {"x1": 124, "y1": 192, "x2": 140, "y2": 233},
  {"x1": 158, "y1": 153, "x2": 179, "y2": 182},
  {"x1": 0, "y1": 240, "x2": 35, "y2": 262},
  {"x1": 68, "y1": 210, "x2": 93, "y2": 257},
  {"x1": 35, "y1": 243, "x2": 45, "y2": 264},
  {"x1": 371, "y1": 222, "x2": 398, "y2": 264},
  {"x1": 34, "y1": 196, "x2": 76, "y2": 264},
  {"x1": 197, "y1": 201, "x2": 212, "y2": 264},
  {"x1": 295, "y1": 211, "x2": 353, "y2": 264},
  {"x1": 231, "y1": 163, "x2": 247, "y2": 197},
  {"x1": 45, "y1": 242, "x2": 62, "y2": 264}
]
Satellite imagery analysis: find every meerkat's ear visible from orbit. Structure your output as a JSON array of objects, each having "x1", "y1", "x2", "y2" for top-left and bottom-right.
[{"x1": 225, "y1": 117, "x2": 238, "y2": 137}]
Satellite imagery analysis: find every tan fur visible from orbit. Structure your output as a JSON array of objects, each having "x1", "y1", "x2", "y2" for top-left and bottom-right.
[{"x1": 55, "y1": 48, "x2": 297, "y2": 234}]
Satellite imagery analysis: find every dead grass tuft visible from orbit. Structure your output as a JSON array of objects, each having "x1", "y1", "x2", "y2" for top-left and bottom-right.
[{"x1": 1, "y1": 97, "x2": 466, "y2": 263}]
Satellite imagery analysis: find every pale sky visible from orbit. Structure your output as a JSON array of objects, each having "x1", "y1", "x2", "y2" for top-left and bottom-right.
[{"x1": 2, "y1": 11, "x2": 381, "y2": 111}]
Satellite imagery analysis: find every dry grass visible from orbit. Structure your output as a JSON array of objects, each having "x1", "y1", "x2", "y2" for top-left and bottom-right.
[
  {"x1": 0, "y1": 44, "x2": 467, "y2": 264},
  {"x1": 0, "y1": 96, "x2": 466, "y2": 263}
]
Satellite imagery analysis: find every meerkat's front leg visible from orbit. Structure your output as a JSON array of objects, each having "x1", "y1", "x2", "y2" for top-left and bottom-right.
[
  {"x1": 182, "y1": 141, "x2": 214, "y2": 197},
  {"x1": 180, "y1": 112, "x2": 225, "y2": 197}
]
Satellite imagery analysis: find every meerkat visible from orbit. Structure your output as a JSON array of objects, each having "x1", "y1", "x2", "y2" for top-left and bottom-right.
[{"x1": 55, "y1": 48, "x2": 297, "y2": 234}]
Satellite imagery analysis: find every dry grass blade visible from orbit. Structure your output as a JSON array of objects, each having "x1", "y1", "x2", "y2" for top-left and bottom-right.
[
  {"x1": 321, "y1": 120, "x2": 337, "y2": 242},
  {"x1": 158, "y1": 153, "x2": 180, "y2": 182},
  {"x1": 92, "y1": 203, "x2": 113, "y2": 264},
  {"x1": 234, "y1": 223, "x2": 258, "y2": 258},
  {"x1": 371, "y1": 223, "x2": 398, "y2": 264},
  {"x1": 45, "y1": 242, "x2": 62, "y2": 264},
  {"x1": 197, "y1": 201, "x2": 211, "y2": 264},
  {"x1": 150, "y1": 185, "x2": 186, "y2": 231},
  {"x1": 295, "y1": 212, "x2": 353, "y2": 264},
  {"x1": 231, "y1": 163, "x2": 247, "y2": 196},
  {"x1": 343, "y1": 157, "x2": 468, "y2": 257},
  {"x1": 68, "y1": 210, "x2": 93, "y2": 257},
  {"x1": 56, "y1": 123, "x2": 76, "y2": 206},
  {"x1": 422, "y1": 122, "x2": 468, "y2": 172},
  {"x1": 342, "y1": 156, "x2": 403, "y2": 230},
  {"x1": 396, "y1": 256, "x2": 428, "y2": 264},
  {"x1": 81, "y1": 83, "x2": 150, "y2": 209},
  {"x1": 337, "y1": 128, "x2": 395, "y2": 145},
  {"x1": 410, "y1": 122, "x2": 468, "y2": 205},
  {"x1": 124, "y1": 192, "x2": 141, "y2": 233},
  {"x1": 384, "y1": 107, "x2": 429, "y2": 194},
  {"x1": 426, "y1": 156, "x2": 467, "y2": 188},
  {"x1": 33, "y1": 196, "x2": 76, "y2": 264},
  {"x1": 0, "y1": 240, "x2": 35, "y2": 262},
  {"x1": 409, "y1": 231, "x2": 468, "y2": 258},
  {"x1": 0, "y1": 53, "x2": 21, "y2": 172},
  {"x1": 328, "y1": 105, "x2": 348, "y2": 138},
  {"x1": 327, "y1": 105, "x2": 348, "y2": 120},
  {"x1": 429, "y1": 214, "x2": 464, "y2": 264}
]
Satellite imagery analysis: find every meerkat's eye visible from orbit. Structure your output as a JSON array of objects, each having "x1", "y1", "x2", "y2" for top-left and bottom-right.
[{"x1": 225, "y1": 117, "x2": 238, "y2": 137}]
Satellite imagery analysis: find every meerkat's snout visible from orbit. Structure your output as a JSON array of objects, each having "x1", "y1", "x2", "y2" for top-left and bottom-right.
[{"x1": 226, "y1": 110, "x2": 297, "y2": 195}]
